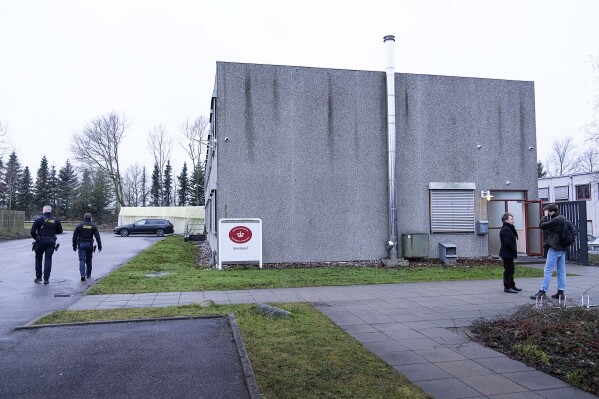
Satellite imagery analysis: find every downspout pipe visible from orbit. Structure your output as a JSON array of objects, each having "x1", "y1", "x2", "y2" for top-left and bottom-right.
[{"x1": 384, "y1": 35, "x2": 399, "y2": 260}]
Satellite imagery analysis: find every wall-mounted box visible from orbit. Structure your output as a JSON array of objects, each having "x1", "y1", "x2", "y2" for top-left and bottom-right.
[
  {"x1": 476, "y1": 220, "x2": 489, "y2": 235},
  {"x1": 402, "y1": 234, "x2": 429, "y2": 258},
  {"x1": 439, "y1": 242, "x2": 457, "y2": 264}
]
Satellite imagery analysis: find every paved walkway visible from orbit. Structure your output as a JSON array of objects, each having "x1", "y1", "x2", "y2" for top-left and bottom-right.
[{"x1": 67, "y1": 264, "x2": 599, "y2": 399}]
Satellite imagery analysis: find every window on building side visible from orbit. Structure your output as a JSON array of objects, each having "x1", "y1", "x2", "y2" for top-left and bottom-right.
[
  {"x1": 576, "y1": 184, "x2": 591, "y2": 200},
  {"x1": 430, "y1": 190, "x2": 475, "y2": 233},
  {"x1": 538, "y1": 187, "x2": 549, "y2": 202},
  {"x1": 554, "y1": 186, "x2": 569, "y2": 202}
]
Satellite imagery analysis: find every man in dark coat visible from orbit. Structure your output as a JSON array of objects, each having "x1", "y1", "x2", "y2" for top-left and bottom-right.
[
  {"x1": 530, "y1": 203, "x2": 568, "y2": 300},
  {"x1": 31, "y1": 205, "x2": 63, "y2": 284},
  {"x1": 499, "y1": 212, "x2": 520, "y2": 293},
  {"x1": 72, "y1": 212, "x2": 102, "y2": 281}
]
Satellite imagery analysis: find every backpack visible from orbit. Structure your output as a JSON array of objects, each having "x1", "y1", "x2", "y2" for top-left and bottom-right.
[{"x1": 559, "y1": 219, "x2": 578, "y2": 247}]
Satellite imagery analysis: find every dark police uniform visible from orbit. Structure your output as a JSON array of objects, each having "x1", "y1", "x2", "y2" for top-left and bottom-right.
[
  {"x1": 31, "y1": 211, "x2": 63, "y2": 283},
  {"x1": 72, "y1": 217, "x2": 102, "y2": 280}
]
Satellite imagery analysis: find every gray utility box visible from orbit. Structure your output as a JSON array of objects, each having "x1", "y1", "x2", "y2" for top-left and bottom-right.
[
  {"x1": 439, "y1": 242, "x2": 457, "y2": 264},
  {"x1": 476, "y1": 220, "x2": 489, "y2": 235},
  {"x1": 402, "y1": 234, "x2": 429, "y2": 258}
]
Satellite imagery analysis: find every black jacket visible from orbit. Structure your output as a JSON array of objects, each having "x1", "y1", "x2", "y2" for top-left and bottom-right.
[
  {"x1": 72, "y1": 219, "x2": 102, "y2": 250},
  {"x1": 499, "y1": 222, "x2": 518, "y2": 259},
  {"x1": 31, "y1": 212, "x2": 63, "y2": 240},
  {"x1": 539, "y1": 214, "x2": 567, "y2": 251}
]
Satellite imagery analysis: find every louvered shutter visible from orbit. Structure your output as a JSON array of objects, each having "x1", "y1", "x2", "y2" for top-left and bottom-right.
[
  {"x1": 554, "y1": 186, "x2": 569, "y2": 201},
  {"x1": 430, "y1": 190, "x2": 475, "y2": 233}
]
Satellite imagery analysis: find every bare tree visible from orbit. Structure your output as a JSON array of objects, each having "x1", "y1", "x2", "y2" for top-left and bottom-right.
[
  {"x1": 71, "y1": 112, "x2": 127, "y2": 207},
  {"x1": 122, "y1": 163, "x2": 146, "y2": 206},
  {"x1": 177, "y1": 116, "x2": 209, "y2": 170},
  {"x1": 0, "y1": 121, "x2": 11, "y2": 159},
  {"x1": 586, "y1": 55, "x2": 599, "y2": 143},
  {"x1": 577, "y1": 148, "x2": 599, "y2": 173},
  {"x1": 147, "y1": 124, "x2": 172, "y2": 202},
  {"x1": 547, "y1": 137, "x2": 579, "y2": 176},
  {"x1": 178, "y1": 116, "x2": 209, "y2": 205}
]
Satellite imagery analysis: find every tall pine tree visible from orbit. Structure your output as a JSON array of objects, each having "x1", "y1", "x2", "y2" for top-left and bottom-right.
[
  {"x1": 16, "y1": 166, "x2": 34, "y2": 217},
  {"x1": 150, "y1": 162, "x2": 161, "y2": 206},
  {"x1": 57, "y1": 160, "x2": 78, "y2": 220},
  {"x1": 163, "y1": 160, "x2": 172, "y2": 206},
  {"x1": 0, "y1": 158, "x2": 5, "y2": 208},
  {"x1": 177, "y1": 162, "x2": 189, "y2": 206},
  {"x1": 141, "y1": 166, "x2": 147, "y2": 207},
  {"x1": 34, "y1": 156, "x2": 51, "y2": 207},
  {"x1": 190, "y1": 163, "x2": 205, "y2": 206},
  {"x1": 4, "y1": 151, "x2": 22, "y2": 210},
  {"x1": 49, "y1": 164, "x2": 58, "y2": 211}
]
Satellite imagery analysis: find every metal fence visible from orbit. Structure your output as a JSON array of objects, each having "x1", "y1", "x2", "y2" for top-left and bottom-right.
[
  {"x1": 0, "y1": 210, "x2": 26, "y2": 231},
  {"x1": 556, "y1": 201, "x2": 588, "y2": 266}
]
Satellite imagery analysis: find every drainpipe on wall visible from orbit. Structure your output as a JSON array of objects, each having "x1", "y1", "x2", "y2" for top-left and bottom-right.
[{"x1": 384, "y1": 35, "x2": 399, "y2": 260}]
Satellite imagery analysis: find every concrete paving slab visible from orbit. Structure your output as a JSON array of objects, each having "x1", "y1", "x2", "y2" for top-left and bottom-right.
[{"x1": 1, "y1": 316, "x2": 259, "y2": 399}]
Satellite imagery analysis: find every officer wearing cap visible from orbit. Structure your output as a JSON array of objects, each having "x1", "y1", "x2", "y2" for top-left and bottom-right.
[
  {"x1": 72, "y1": 212, "x2": 102, "y2": 281},
  {"x1": 31, "y1": 205, "x2": 63, "y2": 284}
]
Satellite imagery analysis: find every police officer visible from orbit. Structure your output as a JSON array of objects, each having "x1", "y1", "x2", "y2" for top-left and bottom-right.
[
  {"x1": 72, "y1": 212, "x2": 102, "y2": 281},
  {"x1": 31, "y1": 205, "x2": 63, "y2": 284}
]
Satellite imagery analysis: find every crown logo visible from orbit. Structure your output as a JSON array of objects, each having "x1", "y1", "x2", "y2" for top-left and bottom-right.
[{"x1": 236, "y1": 231, "x2": 245, "y2": 238}]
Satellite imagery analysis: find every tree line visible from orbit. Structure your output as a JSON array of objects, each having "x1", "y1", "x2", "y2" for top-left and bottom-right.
[{"x1": 0, "y1": 113, "x2": 209, "y2": 224}]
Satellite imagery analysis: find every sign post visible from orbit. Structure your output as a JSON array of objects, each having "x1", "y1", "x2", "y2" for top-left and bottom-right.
[{"x1": 218, "y1": 218, "x2": 262, "y2": 270}]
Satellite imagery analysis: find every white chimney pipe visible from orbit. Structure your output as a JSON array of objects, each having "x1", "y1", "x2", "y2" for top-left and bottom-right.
[{"x1": 384, "y1": 35, "x2": 398, "y2": 260}]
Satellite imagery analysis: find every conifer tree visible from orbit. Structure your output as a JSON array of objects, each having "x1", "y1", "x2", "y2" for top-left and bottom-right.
[
  {"x1": 34, "y1": 156, "x2": 51, "y2": 206},
  {"x1": 150, "y1": 162, "x2": 161, "y2": 206},
  {"x1": 177, "y1": 162, "x2": 189, "y2": 206},
  {"x1": 163, "y1": 160, "x2": 172, "y2": 206},
  {"x1": 16, "y1": 166, "x2": 34, "y2": 217},
  {"x1": 57, "y1": 160, "x2": 78, "y2": 220},
  {"x1": 4, "y1": 151, "x2": 22, "y2": 210}
]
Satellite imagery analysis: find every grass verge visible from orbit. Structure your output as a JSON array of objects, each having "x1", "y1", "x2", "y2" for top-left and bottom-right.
[
  {"x1": 36, "y1": 303, "x2": 429, "y2": 399},
  {"x1": 87, "y1": 235, "x2": 545, "y2": 294}
]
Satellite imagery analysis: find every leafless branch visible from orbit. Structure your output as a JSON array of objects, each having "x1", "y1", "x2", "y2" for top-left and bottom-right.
[{"x1": 71, "y1": 112, "x2": 127, "y2": 207}]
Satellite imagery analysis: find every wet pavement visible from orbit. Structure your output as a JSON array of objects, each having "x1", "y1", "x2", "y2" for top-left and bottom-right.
[{"x1": 1, "y1": 317, "x2": 256, "y2": 399}]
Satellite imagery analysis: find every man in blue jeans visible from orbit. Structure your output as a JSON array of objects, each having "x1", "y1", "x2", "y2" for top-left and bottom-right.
[
  {"x1": 530, "y1": 203, "x2": 568, "y2": 300},
  {"x1": 72, "y1": 213, "x2": 102, "y2": 281}
]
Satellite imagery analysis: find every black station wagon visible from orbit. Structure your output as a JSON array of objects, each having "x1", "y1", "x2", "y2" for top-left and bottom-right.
[{"x1": 114, "y1": 219, "x2": 174, "y2": 237}]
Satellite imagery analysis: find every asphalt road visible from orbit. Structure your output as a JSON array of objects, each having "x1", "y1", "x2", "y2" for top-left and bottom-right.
[{"x1": 0, "y1": 233, "x2": 162, "y2": 338}]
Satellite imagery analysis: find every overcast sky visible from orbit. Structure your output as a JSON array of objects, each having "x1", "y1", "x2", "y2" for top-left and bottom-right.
[{"x1": 1, "y1": 0, "x2": 598, "y2": 176}]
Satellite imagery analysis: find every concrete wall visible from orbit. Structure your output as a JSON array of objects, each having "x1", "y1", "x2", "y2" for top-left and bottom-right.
[{"x1": 209, "y1": 62, "x2": 537, "y2": 263}]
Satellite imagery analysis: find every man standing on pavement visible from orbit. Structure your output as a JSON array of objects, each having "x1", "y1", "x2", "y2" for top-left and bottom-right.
[
  {"x1": 72, "y1": 212, "x2": 102, "y2": 281},
  {"x1": 31, "y1": 205, "x2": 63, "y2": 284}
]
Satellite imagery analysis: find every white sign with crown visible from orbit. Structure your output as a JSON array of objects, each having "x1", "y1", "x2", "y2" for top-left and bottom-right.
[{"x1": 218, "y1": 218, "x2": 262, "y2": 270}]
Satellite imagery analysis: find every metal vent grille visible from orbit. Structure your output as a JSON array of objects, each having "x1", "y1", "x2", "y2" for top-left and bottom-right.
[{"x1": 430, "y1": 190, "x2": 475, "y2": 233}]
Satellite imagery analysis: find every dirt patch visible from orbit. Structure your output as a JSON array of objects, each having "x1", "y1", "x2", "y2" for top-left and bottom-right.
[{"x1": 469, "y1": 302, "x2": 599, "y2": 395}]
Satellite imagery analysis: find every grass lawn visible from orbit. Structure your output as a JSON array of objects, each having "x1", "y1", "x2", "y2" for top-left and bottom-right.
[{"x1": 87, "y1": 235, "x2": 545, "y2": 294}]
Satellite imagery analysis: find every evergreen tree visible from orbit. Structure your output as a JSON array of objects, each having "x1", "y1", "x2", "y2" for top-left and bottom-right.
[
  {"x1": 49, "y1": 164, "x2": 58, "y2": 211},
  {"x1": 72, "y1": 169, "x2": 93, "y2": 220},
  {"x1": 16, "y1": 166, "x2": 34, "y2": 217},
  {"x1": 141, "y1": 166, "x2": 147, "y2": 207},
  {"x1": 177, "y1": 162, "x2": 189, "y2": 206},
  {"x1": 4, "y1": 151, "x2": 22, "y2": 210},
  {"x1": 0, "y1": 158, "x2": 6, "y2": 208},
  {"x1": 163, "y1": 160, "x2": 172, "y2": 206},
  {"x1": 150, "y1": 162, "x2": 161, "y2": 206},
  {"x1": 34, "y1": 155, "x2": 51, "y2": 206},
  {"x1": 190, "y1": 163, "x2": 205, "y2": 206},
  {"x1": 537, "y1": 161, "x2": 548, "y2": 178},
  {"x1": 90, "y1": 170, "x2": 113, "y2": 223},
  {"x1": 57, "y1": 160, "x2": 79, "y2": 220}
]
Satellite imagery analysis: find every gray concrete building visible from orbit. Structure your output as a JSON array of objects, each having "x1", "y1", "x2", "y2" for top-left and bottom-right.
[{"x1": 204, "y1": 60, "x2": 540, "y2": 265}]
